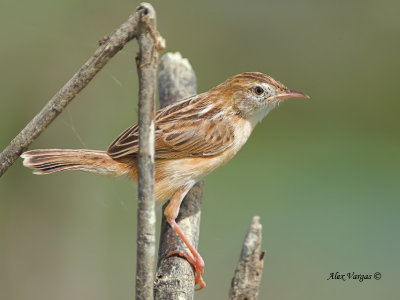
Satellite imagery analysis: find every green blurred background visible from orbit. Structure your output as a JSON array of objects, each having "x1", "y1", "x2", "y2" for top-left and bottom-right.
[{"x1": 1, "y1": 0, "x2": 399, "y2": 299}]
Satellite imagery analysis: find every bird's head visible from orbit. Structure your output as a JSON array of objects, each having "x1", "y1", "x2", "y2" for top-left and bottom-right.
[{"x1": 221, "y1": 72, "x2": 309, "y2": 124}]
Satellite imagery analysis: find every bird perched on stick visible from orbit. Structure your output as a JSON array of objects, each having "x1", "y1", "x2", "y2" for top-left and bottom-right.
[{"x1": 22, "y1": 72, "x2": 309, "y2": 289}]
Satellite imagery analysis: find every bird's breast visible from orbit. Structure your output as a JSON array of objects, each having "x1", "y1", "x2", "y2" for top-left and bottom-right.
[{"x1": 153, "y1": 117, "x2": 253, "y2": 203}]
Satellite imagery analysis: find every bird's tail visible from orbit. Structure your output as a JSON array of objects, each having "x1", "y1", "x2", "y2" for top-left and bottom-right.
[{"x1": 21, "y1": 149, "x2": 130, "y2": 177}]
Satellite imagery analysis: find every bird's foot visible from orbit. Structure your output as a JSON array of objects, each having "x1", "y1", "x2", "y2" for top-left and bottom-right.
[{"x1": 167, "y1": 250, "x2": 206, "y2": 290}]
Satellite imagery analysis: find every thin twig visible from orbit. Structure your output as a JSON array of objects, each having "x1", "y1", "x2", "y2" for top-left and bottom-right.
[
  {"x1": 229, "y1": 216, "x2": 265, "y2": 300},
  {"x1": 0, "y1": 3, "x2": 163, "y2": 178},
  {"x1": 154, "y1": 52, "x2": 201, "y2": 300},
  {"x1": 135, "y1": 3, "x2": 165, "y2": 300}
]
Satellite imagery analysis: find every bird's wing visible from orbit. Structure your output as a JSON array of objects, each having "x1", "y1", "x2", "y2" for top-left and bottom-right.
[
  {"x1": 107, "y1": 95, "x2": 234, "y2": 159},
  {"x1": 154, "y1": 118, "x2": 234, "y2": 158}
]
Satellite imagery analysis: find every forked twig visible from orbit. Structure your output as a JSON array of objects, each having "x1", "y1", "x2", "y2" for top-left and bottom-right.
[{"x1": 0, "y1": 2, "x2": 164, "y2": 178}]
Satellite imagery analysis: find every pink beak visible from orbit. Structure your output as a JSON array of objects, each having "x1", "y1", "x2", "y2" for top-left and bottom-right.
[{"x1": 274, "y1": 89, "x2": 310, "y2": 100}]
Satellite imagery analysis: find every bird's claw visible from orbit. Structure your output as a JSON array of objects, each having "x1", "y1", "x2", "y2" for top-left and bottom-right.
[{"x1": 167, "y1": 250, "x2": 206, "y2": 290}]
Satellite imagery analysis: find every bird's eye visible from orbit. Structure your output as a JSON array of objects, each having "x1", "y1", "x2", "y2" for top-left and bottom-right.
[{"x1": 254, "y1": 86, "x2": 264, "y2": 95}]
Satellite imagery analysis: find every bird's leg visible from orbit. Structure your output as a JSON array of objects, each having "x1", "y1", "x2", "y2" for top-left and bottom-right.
[
  {"x1": 164, "y1": 183, "x2": 206, "y2": 290},
  {"x1": 166, "y1": 217, "x2": 206, "y2": 290}
]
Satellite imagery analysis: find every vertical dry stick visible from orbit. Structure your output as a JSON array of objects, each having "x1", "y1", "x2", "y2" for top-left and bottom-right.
[
  {"x1": 135, "y1": 3, "x2": 165, "y2": 300},
  {"x1": 229, "y1": 216, "x2": 265, "y2": 300},
  {"x1": 0, "y1": 7, "x2": 147, "y2": 177},
  {"x1": 0, "y1": 2, "x2": 166, "y2": 297},
  {"x1": 154, "y1": 52, "x2": 201, "y2": 300}
]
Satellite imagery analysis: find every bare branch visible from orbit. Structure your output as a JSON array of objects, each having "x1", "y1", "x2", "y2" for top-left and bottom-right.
[
  {"x1": 135, "y1": 3, "x2": 165, "y2": 300},
  {"x1": 154, "y1": 52, "x2": 201, "y2": 300},
  {"x1": 229, "y1": 216, "x2": 265, "y2": 300},
  {"x1": 0, "y1": 2, "x2": 164, "y2": 178}
]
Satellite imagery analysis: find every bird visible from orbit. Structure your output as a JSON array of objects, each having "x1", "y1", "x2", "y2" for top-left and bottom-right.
[{"x1": 21, "y1": 72, "x2": 309, "y2": 289}]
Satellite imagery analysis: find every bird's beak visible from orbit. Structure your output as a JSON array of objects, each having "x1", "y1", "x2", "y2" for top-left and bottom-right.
[{"x1": 274, "y1": 89, "x2": 310, "y2": 101}]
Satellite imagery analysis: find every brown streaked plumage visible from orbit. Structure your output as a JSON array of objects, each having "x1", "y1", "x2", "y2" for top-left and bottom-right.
[{"x1": 21, "y1": 72, "x2": 309, "y2": 289}]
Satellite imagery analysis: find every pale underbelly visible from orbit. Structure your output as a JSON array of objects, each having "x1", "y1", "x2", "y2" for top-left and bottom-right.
[{"x1": 154, "y1": 149, "x2": 237, "y2": 203}]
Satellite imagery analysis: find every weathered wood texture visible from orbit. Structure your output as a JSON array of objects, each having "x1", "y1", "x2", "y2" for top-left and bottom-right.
[
  {"x1": 229, "y1": 216, "x2": 265, "y2": 300},
  {"x1": 154, "y1": 52, "x2": 202, "y2": 300}
]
